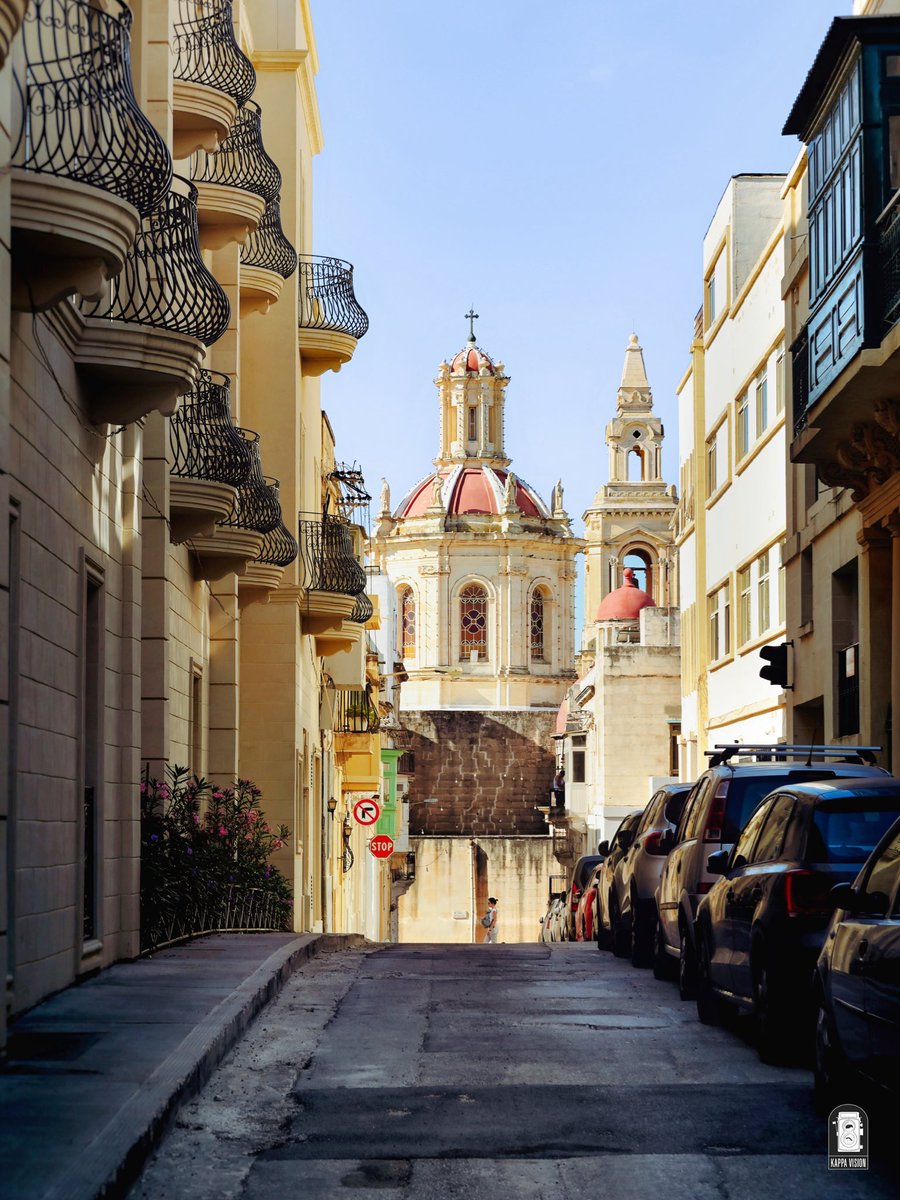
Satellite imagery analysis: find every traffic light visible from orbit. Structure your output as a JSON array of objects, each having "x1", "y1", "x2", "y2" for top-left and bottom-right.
[{"x1": 758, "y1": 642, "x2": 790, "y2": 688}]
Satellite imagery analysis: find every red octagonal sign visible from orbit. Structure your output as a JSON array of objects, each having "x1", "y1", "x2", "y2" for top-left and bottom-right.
[{"x1": 369, "y1": 835, "x2": 394, "y2": 859}]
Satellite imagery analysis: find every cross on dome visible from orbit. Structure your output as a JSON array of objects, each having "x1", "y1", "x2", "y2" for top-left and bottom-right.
[{"x1": 465, "y1": 307, "x2": 479, "y2": 343}]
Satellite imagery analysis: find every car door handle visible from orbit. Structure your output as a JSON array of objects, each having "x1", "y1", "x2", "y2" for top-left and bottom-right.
[
  {"x1": 857, "y1": 939, "x2": 869, "y2": 958},
  {"x1": 726, "y1": 888, "x2": 735, "y2": 901},
  {"x1": 750, "y1": 887, "x2": 763, "y2": 902}
]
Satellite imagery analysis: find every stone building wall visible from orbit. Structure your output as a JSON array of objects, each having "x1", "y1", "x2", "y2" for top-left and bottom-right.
[{"x1": 401, "y1": 709, "x2": 557, "y2": 836}]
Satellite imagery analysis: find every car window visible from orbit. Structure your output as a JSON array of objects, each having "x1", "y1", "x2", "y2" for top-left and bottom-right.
[
  {"x1": 635, "y1": 792, "x2": 664, "y2": 836},
  {"x1": 721, "y1": 769, "x2": 838, "y2": 844},
  {"x1": 731, "y1": 798, "x2": 774, "y2": 867},
  {"x1": 859, "y1": 824, "x2": 900, "y2": 913},
  {"x1": 808, "y1": 805, "x2": 900, "y2": 867},
  {"x1": 681, "y1": 779, "x2": 710, "y2": 841},
  {"x1": 663, "y1": 789, "x2": 690, "y2": 826},
  {"x1": 750, "y1": 794, "x2": 795, "y2": 863}
]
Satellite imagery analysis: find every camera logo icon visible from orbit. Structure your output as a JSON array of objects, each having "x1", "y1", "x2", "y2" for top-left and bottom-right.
[{"x1": 828, "y1": 1105, "x2": 868, "y2": 1170}]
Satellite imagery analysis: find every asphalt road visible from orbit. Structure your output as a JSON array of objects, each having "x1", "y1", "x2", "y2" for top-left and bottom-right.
[{"x1": 131, "y1": 942, "x2": 898, "y2": 1200}]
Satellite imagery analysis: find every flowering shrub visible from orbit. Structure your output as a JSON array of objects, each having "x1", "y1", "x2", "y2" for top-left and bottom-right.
[{"x1": 140, "y1": 766, "x2": 292, "y2": 950}]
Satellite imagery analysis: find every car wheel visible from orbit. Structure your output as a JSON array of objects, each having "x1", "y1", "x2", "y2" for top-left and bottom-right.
[
  {"x1": 678, "y1": 922, "x2": 697, "y2": 1001},
  {"x1": 596, "y1": 908, "x2": 611, "y2": 952},
  {"x1": 630, "y1": 897, "x2": 653, "y2": 968},
  {"x1": 753, "y1": 956, "x2": 789, "y2": 1064},
  {"x1": 652, "y1": 917, "x2": 677, "y2": 980},
  {"x1": 611, "y1": 895, "x2": 630, "y2": 958},
  {"x1": 813, "y1": 993, "x2": 850, "y2": 1112},
  {"x1": 695, "y1": 930, "x2": 721, "y2": 1025}
]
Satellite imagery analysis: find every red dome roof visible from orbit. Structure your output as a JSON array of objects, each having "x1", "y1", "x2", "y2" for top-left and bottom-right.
[
  {"x1": 450, "y1": 341, "x2": 495, "y2": 375},
  {"x1": 596, "y1": 568, "x2": 656, "y2": 620},
  {"x1": 396, "y1": 465, "x2": 549, "y2": 519}
]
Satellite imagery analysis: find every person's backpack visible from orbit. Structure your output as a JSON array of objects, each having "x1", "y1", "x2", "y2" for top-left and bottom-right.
[{"x1": 480, "y1": 910, "x2": 493, "y2": 928}]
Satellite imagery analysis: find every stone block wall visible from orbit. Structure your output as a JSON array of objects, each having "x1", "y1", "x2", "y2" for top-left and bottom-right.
[{"x1": 401, "y1": 709, "x2": 557, "y2": 836}]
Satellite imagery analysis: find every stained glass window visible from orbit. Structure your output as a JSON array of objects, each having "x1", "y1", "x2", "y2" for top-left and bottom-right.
[
  {"x1": 530, "y1": 590, "x2": 546, "y2": 661},
  {"x1": 400, "y1": 587, "x2": 416, "y2": 657},
  {"x1": 459, "y1": 583, "x2": 487, "y2": 661}
]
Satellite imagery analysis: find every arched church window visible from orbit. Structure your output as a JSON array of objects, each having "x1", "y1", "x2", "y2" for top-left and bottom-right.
[
  {"x1": 623, "y1": 550, "x2": 652, "y2": 596},
  {"x1": 399, "y1": 587, "x2": 416, "y2": 657},
  {"x1": 627, "y1": 446, "x2": 644, "y2": 482},
  {"x1": 459, "y1": 583, "x2": 488, "y2": 661},
  {"x1": 530, "y1": 589, "x2": 546, "y2": 662}
]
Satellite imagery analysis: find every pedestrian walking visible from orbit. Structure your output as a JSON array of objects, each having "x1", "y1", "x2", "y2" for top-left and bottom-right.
[{"x1": 481, "y1": 897, "x2": 498, "y2": 944}]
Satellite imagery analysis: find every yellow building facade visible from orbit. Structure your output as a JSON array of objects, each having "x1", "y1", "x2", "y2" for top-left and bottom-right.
[{"x1": 0, "y1": 0, "x2": 388, "y2": 1050}]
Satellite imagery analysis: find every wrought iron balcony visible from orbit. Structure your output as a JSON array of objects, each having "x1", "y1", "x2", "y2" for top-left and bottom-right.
[
  {"x1": 219, "y1": 432, "x2": 282, "y2": 536},
  {"x1": 241, "y1": 196, "x2": 298, "y2": 278},
  {"x1": 334, "y1": 688, "x2": 381, "y2": 735},
  {"x1": 83, "y1": 176, "x2": 230, "y2": 347},
  {"x1": 13, "y1": 0, "x2": 171, "y2": 216},
  {"x1": 252, "y1": 481, "x2": 298, "y2": 569},
  {"x1": 298, "y1": 255, "x2": 369, "y2": 338},
  {"x1": 350, "y1": 592, "x2": 374, "y2": 625},
  {"x1": 173, "y1": 0, "x2": 255, "y2": 105},
  {"x1": 170, "y1": 371, "x2": 252, "y2": 488},
  {"x1": 791, "y1": 323, "x2": 810, "y2": 438},
  {"x1": 191, "y1": 99, "x2": 281, "y2": 203},
  {"x1": 297, "y1": 514, "x2": 367, "y2": 597}
]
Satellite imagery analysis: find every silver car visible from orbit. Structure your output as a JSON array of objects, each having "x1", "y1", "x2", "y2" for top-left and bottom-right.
[{"x1": 609, "y1": 782, "x2": 693, "y2": 966}]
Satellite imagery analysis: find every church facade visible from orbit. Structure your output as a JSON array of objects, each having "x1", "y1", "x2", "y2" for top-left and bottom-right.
[{"x1": 369, "y1": 325, "x2": 582, "y2": 941}]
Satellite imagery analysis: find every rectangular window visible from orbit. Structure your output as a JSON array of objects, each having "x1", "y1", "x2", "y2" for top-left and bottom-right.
[
  {"x1": 755, "y1": 368, "x2": 768, "y2": 437},
  {"x1": 757, "y1": 550, "x2": 771, "y2": 636},
  {"x1": 775, "y1": 349, "x2": 785, "y2": 415},
  {"x1": 739, "y1": 566, "x2": 751, "y2": 645},
  {"x1": 736, "y1": 392, "x2": 750, "y2": 459},
  {"x1": 705, "y1": 249, "x2": 727, "y2": 329},
  {"x1": 800, "y1": 546, "x2": 813, "y2": 627},
  {"x1": 467, "y1": 406, "x2": 477, "y2": 441},
  {"x1": 706, "y1": 436, "x2": 717, "y2": 493},
  {"x1": 189, "y1": 665, "x2": 202, "y2": 778},
  {"x1": 777, "y1": 550, "x2": 785, "y2": 627},
  {"x1": 706, "y1": 273, "x2": 717, "y2": 327},
  {"x1": 571, "y1": 735, "x2": 586, "y2": 784},
  {"x1": 709, "y1": 583, "x2": 731, "y2": 662}
]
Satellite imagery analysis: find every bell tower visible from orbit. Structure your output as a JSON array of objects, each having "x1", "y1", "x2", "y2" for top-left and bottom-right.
[
  {"x1": 434, "y1": 312, "x2": 510, "y2": 468},
  {"x1": 582, "y1": 334, "x2": 678, "y2": 637}
]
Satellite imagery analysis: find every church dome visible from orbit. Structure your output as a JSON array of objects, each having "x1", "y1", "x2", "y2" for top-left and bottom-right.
[
  {"x1": 449, "y1": 341, "x2": 496, "y2": 375},
  {"x1": 396, "y1": 465, "x2": 549, "y2": 519},
  {"x1": 596, "y1": 568, "x2": 655, "y2": 620}
]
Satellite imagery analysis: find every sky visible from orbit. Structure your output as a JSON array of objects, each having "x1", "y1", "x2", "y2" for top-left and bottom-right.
[{"x1": 309, "y1": 0, "x2": 837, "y2": 538}]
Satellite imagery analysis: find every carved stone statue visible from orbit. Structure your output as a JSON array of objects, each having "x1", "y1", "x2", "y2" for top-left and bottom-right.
[
  {"x1": 379, "y1": 477, "x2": 391, "y2": 515},
  {"x1": 430, "y1": 474, "x2": 444, "y2": 509},
  {"x1": 552, "y1": 478, "x2": 564, "y2": 513},
  {"x1": 503, "y1": 471, "x2": 517, "y2": 510}
]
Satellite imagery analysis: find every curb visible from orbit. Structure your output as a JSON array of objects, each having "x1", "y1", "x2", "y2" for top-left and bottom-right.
[{"x1": 41, "y1": 933, "x2": 363, "y2": 1200}]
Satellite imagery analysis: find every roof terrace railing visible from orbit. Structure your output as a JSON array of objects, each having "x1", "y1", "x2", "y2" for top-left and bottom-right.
[
  {"x1": 13, "y1": 0, "x2": 172, "y2": 216},
  {"x1": 297, "y1": 255, "x2": 369, "y2": 340},
  {"x1": 173, "y1": 0, "x2": 256, "y2": 106}
]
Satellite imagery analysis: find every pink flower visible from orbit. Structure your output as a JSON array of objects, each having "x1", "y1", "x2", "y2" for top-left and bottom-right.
[
  {"x1": 212, "y1": 790, "x2": 224, "y2": 800},
  {"x1": 139, "y1": 782, "x2": 148, "y2": 796},
  {"x1": 248, "y1": 810, "x2": 259, "y2": 824},
  {"x1": 158, "y1": 784, "x2": 170, "y2": 800},
  {"x1": 245, "y1": 833, "x2": 253, "y2": 841},
  {"x1": 218, "y1": 826, "x2": 228, "y2": 837},
  {"x1": 273, "y1": 839, "x2": 284, "y2": 850},
  {"x1": 192, "y1": 813, "x2": 200, "y2": 826}
]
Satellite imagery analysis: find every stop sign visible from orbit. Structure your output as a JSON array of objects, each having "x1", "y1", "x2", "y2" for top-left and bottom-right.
[{"x1": 369, "y1": 835, "x2": 394, "y2": 859}]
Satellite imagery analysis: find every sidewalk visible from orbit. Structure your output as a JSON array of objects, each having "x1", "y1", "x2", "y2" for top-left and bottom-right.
[{"x1": 0, "y1": 931, "x2": 345, "y2": 1200}]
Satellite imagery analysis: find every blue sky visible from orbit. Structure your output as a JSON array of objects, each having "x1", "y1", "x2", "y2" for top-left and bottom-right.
[{"x1": 310, "y1": 0, "x2": 836, "y2": 532}]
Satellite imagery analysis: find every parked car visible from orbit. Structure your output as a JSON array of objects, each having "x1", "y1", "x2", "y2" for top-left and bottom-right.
[
  {"x1": 594, "y1": 811, "x2": 642, "y2": 953},
  {"x1": 814, "y1": 803, "x2": 900, "y2": 1106},
  {"x1": 609, "y1": 782, "x2": 693, "y2": 966},
  {"x1": 574, "y1": 863, "x2": 604, "y2": 942},
  {"x1": 539, "y1": 892, "x2": 568, "y2": 943},
  {"x1": 694, "y1": 777, "x2": 900, "y2": 1062},
  {"x1": 654, "y1": 743, "x2": 887, "y2": 1000},
  {"x1": 565, "y1": 853, "x2": 605, "y2": 940}
]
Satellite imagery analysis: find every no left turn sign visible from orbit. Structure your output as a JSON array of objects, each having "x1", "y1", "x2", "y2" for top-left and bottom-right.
[{"x1": 353, "y1": 797, "x2": 381, "y2": 826}]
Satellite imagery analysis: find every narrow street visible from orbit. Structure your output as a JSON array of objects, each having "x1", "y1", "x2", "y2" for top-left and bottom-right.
[{"x1": 131, "y1": 943, "x2": 897, "y2": 1200}]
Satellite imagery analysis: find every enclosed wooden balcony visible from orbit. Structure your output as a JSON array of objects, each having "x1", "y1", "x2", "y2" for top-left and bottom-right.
[
  {"x1": 297, "y1": 255, "x2": 369, "y2": 375},
  {"x1": 10, "y1": 0, "x2": 172, "y2": 311},
  {"x1": 172, "y1": 0, "x2": 255, "y2": 157}
]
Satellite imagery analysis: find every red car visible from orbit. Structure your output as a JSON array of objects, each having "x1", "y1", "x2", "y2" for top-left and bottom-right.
[
  {"x1": 574, "y1": 864, "x2": 603, "y2": 941},
  {"x1": 565, "y1": 853, "x2": 604, "y2": 939}
]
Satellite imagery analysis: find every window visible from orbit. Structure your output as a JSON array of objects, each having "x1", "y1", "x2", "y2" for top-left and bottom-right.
[
  {"x1": 777, "y1": 553, "x2": 785, "y2": 627},
  {"x1": 530, "y1": 589, "x2": 546, "y2": 662},
  {"x1": 571, "y1": 735, "x2": 586, "y2": 784},
  {"x1": 755, "y1": 368, "x2": 768, "y2": 438},
  {"x1": 706, "y1": 435, "x2": 717, "y2": 493},
  {"x1": 705, "y1": 250, "x2": 727, "y2": 329},
  {"x1": 709, "y1": 583, "x2": 731, "y2": 661},
  {"x1": 459, "y1": 583, "x2": 488, "y2": 661},
  {"x1": 467, "y1": 406, "x2": 477, "y2": 441},
  {"x1": 751, "y1": 795, "x2": 795, "y2": 863},
  {"x1": 738, "y1": 566, "x2": 751, "y2": 645},
  {"x1": 757, "y1": 550, "x2": 771, "y2": 636},
  {"x1": 731, "y1": 799, "x2": 773, "y2": 867},
  {"x1": 669, "y1": 724, "x2": 681, "y2": 777},
  {"x1": 706, "y1": 273, "x2": 717, "y2": 327},
  {"x1": 858, "y1": 825, "x2": 900, "y2": 914},
  {"x1": 736, "y1": 391, "x2": 750, "y2": 459},
  {"x1": 775, "y1": 349, "x2": 785, "y2": 415},
  {"x1": 399, "y1": 587, "x2": 416, "y2": 657},
  {"x1": 82, "y1": 568, "x2": 103, "y2": 944},
  {"x1": 189, "y1": 666, "x2": 202, "y2": 778}
]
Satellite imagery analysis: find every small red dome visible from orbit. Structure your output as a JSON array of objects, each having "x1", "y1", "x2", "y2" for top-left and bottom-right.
[
  {"x1": 596, "y1": 568, "x2": 655, "y2": 620},
  {"x1": 450, "y1": 341, "x2": 495, "y2": 375}
]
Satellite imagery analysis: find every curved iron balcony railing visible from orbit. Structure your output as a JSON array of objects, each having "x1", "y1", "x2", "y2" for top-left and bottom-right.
[
  {"x1": 173, "y1": 0, "x2": 256, "y2": 106},
  {"x1": 241, "y1": 196, "x2": 298, "y2": 279},
  {"x1": 13, "y1": 0, "x2": 172, "y2": 217},
  {"x1": 252, "y1": 482, "x2": 299, "y2": 568},
  {"x1": 83, "y1": 176, "x2": 230, "y2": 346},
  {"x1": 298, "y1": 514, "x2": 367, "y2": 597},
  {"x1": 170, "y1": 371, "x2": 252, "y2": 487},
  {"x1": 191, "y1": 99, "x2": 281, "y2": 203},
  {"x1": 219, "y1": 432, "x2": 282, "y2": 534},
  {"x1": 335, "y1": 687, "x2": 380, "y2": 735},
  {"x1": 350, "y1": 592, "x2": 374, "y2": 624},
  {"x1": 298, "y1": 256, "x2": 369, "y2": 339}
]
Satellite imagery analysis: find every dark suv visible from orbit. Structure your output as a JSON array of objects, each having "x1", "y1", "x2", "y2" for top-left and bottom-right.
[{"x1": 653, "y1": 744, "x2": 886, "y2": 999}]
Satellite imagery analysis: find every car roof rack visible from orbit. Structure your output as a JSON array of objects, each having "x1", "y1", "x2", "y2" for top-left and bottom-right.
[{"x1": 705, "y1": 743, "x2": 881, "y2": 768}]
